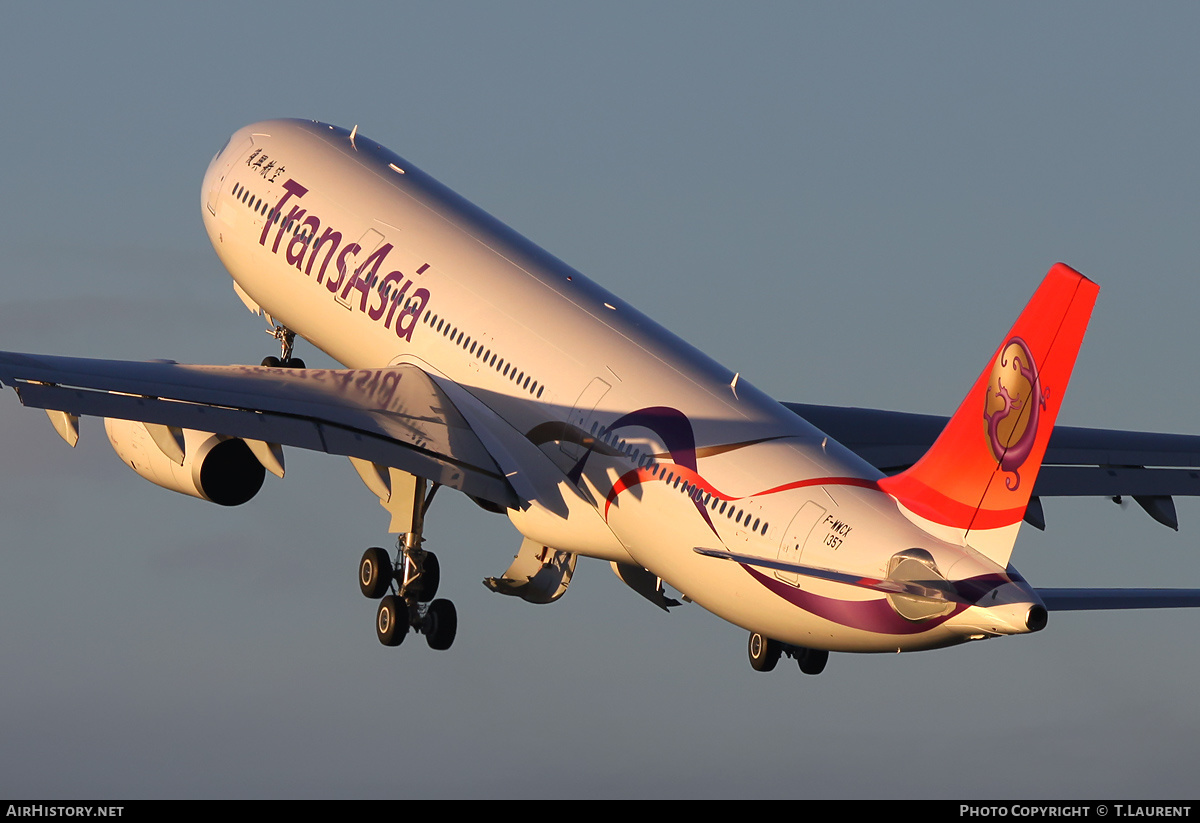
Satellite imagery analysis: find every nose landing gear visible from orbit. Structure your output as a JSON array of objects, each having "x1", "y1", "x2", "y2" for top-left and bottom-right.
[{"x1": 262, "y1": 324, "x2": 305, "y2": 369}]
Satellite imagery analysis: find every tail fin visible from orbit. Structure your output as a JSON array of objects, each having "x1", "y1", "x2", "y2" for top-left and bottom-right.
[{"x1": 878, "y1": 264, "x2": 1098, "y2": 566}]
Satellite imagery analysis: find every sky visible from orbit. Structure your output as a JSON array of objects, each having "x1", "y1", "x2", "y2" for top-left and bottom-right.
[{"x1": 1, "y1": 1, "x2": 1198, "y2": 799}]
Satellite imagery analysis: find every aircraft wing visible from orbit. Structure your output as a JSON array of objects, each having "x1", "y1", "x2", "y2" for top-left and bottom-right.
[
  {"x1": 0, "y1": 351, "x2": 519, "y2": 509},
  {"x1": 787, "y1": 403, "x2": 1200, "y2": 530}
]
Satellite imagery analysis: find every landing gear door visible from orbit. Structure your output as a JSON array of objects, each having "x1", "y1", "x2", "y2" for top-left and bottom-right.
[
  {"x1": 483, "y1": 537, "x2": 577, "y2": 604},
  {"x1": 777, "y1": 500, "x2": 826, "y2": 586}
]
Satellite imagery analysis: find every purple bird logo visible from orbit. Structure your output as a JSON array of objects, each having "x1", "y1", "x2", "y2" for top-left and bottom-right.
[{"x1": 983, "y1": 336, "x2": 1047, "y2": 491}]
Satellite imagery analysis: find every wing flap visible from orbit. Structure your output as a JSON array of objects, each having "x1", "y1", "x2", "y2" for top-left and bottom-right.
[{"x1": 0, "y1": 352, "x2": 518, "y2": 508}]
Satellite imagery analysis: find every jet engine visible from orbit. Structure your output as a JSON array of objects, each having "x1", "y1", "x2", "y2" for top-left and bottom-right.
[{"x1": 104, "y1": 418, "x2": 266, "y2": 506}]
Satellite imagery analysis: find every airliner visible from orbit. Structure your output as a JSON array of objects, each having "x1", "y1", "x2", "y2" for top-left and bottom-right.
[{"x1": 2, "y1": 119, "x2": 1199, "y2": 675}]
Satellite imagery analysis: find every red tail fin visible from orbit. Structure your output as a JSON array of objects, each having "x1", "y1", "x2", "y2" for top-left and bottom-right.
[{"x1": 878, "y1": 264, "x2": 1098, "y2": 565}]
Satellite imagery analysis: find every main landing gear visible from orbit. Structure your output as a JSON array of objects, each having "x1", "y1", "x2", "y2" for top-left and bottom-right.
[
  {"x1": 261, "y1": 324, "x2": 305, "y2": 369},
  {"x1": 357, "y1": 482, "x2": 458, "y2": 651},
  {"x1": 747, "y1": 631, "x2": 828, "y2": 676},
  {"x1": 256, "y1": 324, "x2": 455, "y2": 650},
  {"x1": 359, "y1": 542, "x2": 457, "y2": 650}
]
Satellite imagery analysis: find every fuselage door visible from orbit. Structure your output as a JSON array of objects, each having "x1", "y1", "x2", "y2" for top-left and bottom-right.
[
  {"x1": 559, "y1": 377, "x2": 611, "y2": 462},
  {"x1": 777, "y1": 500, "x2": 826, "y2": 586}
]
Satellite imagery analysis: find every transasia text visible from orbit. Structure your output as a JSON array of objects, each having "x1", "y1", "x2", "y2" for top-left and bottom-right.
[
  {"x1": 7, "y1": 807, "x2": 123, "y2": 817},
  {"x1": 262, "y1": 178, "x2": 431, "y2": 343}
]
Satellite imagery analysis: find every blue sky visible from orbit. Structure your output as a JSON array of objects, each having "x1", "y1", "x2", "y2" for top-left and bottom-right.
[{"x1": 0, "y1": 2, "x2": 1198, "y2": 798}]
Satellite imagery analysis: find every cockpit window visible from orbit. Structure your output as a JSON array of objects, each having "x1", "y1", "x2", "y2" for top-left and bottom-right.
[{"x1": 211, "y1": 136, "x2": 232, "y2": 162}]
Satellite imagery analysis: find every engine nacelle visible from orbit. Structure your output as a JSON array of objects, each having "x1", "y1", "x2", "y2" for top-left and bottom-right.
[{"x1": 104, "y1": 418, "x2": 265, "y2": 506}]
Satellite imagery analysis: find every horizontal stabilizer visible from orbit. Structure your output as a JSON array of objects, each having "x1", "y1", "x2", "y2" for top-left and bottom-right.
[
  {"x1": 786, "y1": 403, "x2": 1200, "y2": 475},
  {"x1": 1037, "y1": 588, "x2": 1200, "y2": 611}
]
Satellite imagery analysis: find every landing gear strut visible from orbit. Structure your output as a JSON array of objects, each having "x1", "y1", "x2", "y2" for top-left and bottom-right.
[
  {"x1": 262, "y1": 324, "x2": 305, "y2": 369},
  {"x1": 747, "y1": 631, "x2": 828, "y2": 676},
  {"x1": 357, "y1": 480, "x2": 457, "y2": 651}
]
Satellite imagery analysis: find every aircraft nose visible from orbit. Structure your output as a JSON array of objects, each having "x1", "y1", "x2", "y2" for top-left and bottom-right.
[
  {"x1": 202, "y1": 129, "x2": 253, "y2": 221},
  {"x1": 202, "y1": 139, "x2": 230, "y2": 218}
]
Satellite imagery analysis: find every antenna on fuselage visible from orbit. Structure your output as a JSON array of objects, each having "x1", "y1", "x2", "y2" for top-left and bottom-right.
[{"x1": 349, "y1": 124, "x2": 358, "y2": 149}]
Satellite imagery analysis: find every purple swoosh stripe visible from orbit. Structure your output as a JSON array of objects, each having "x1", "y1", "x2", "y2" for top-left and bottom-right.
[{"x1": 744, "y1": 566, "x2": 1013, "y2": 635}]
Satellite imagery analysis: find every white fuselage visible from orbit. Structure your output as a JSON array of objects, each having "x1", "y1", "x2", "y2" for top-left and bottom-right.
[{"x1": 201, "y1": 119, "x2": 1039, "y2": 653}]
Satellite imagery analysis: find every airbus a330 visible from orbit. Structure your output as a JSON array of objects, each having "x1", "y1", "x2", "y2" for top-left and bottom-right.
[{"x1": 3, "y1": 119, "x2": 1198, "y2": 675}]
